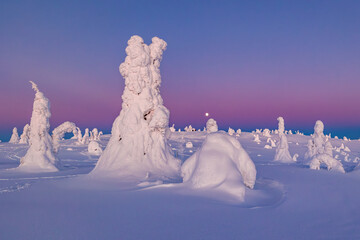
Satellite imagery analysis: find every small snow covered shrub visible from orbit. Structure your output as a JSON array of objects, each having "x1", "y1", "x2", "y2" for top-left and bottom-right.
[
  {"x1": 18, "y1": 81, "x2": 58, "y2": 172},
  {"x1": 181, "y1": 132, "x2": 256, "y2": 201},
  {"x1": 88, "y1": 141, "x2": 103, "y2": 156},
  {"x1": 306, "y1": 120, "x2": 344, "y2": 173},
  {"x1": 82, "y1": 128, "x2": 90, "y2": 145},
  {"x1": 228, "y1": 127, "x2": 235, "y2": 136},
  {"x1": 274, "y1": 117, "x2": 294, "y2": 163},
  {"x1": 91, "y1": 35, "x2": 180, "y2": 179},
  {"x1": 19, "y1": 124, "x2": 30, "y2": 144},
  {"x1": 206, "y1": 118, "x2": 218, "y2": 133},
  {"x1": 262, "y1": 128, "x2": 271, "y2": 138},
  {"x1": 185, "y1": 142, "x2": 193, "y2": 148},
  {"x1": 9, "y1": 127, "x2": 20, "y2": 143}
]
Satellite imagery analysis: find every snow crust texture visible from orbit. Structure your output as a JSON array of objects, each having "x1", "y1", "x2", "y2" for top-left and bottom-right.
[
  {"x1": 92, "y1": 36, "x2": 180, "y2": 180},
  {"x1": 18, "y1": 81, "x2": 58, "y2": 172},
  {"x1": 181, "y1": 132, "x2": 256, "y2": 201}
]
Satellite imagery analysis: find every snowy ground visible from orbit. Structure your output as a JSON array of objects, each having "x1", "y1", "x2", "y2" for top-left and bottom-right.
[{"x1": 0, "y1": 131, "x2": 360, "y2": 239}]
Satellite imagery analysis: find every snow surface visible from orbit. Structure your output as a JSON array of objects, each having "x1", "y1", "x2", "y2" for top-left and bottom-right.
[{"x1": 0, "y1": 130, "x2": 360, "y2": 239}]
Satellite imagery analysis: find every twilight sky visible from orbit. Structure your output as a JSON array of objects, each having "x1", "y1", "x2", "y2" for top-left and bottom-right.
[{"x1": 1, "y1": 0, "x2": 359, "y2": 141}]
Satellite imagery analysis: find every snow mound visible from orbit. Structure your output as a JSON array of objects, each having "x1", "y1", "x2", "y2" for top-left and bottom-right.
[
  {"x1": 91, "y1": 35, "x2": 180, "y2": 180},
  {"x1": 307, "y1": 120, "x2": 345, "y2": 173},
  {"x1": 18, "y1": 81, "x2": 58, "y2": 172},
  {"x1": 88, "y1": 141, "x2": 103, "y2": 156},
  {"x1": 181, "y1": 132, "x2": 256, "y2": 201},
  {"x1": 185, "y1": 142, "x2": 193, "y2": 148}
]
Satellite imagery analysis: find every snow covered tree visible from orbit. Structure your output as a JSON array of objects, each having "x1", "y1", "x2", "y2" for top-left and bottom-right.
[
  {"x1": 306, "y1": 120, "x2": 344, "y2": 173},
  {"x1": 82, "y1": 128, "x2": 90, "y2": 144},
  {"x1": 274, "y1": 117, "x2": 294, "y2": 163},
  {"x1": 91, "y1": 35, "x2": 180, "y2": 179},
  {"x1": 19, "y1": 124, "x2": 30, "y2": 144},
  {"x1": 206, "y1": 118, "x2": 218, "y2": 133},
  {"x1": 9, "y1": 127, "x2": 20, "y2": 144},
  {"x1": 228, "y1": 127, "x2": 235, "y2": 136},
  {"x1": 18, "y1": 81, "x2": 58, "y2": 172},
  {"x1": 52, "y1": 121, "x2": 77, "y2": 153}
]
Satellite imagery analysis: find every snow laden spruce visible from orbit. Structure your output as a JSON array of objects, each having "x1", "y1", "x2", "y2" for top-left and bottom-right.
[
  {"x1": 9, "y1": 127, "x2": 20, "y2": 144},
  {"x1": 91, "y1": 36, "x2": 180, "y2": 180},
  {"x1": 206, "y1": 118, "x2": 218, "y2": 133},
  {"x1": 18, "y1": 81, "x2": 59, "y2": 172},
  {"x1": 306, "y1": 120, "x2": 345, "y2": 173},
  {"x1": 274, "y1": 117, "x2": 294, "y2": 163},
  {"x1": 19, "y1": 124, "x2": 30, "y2": 144},
  {"x1": 181, "y1": 132, "x2": 256, "y2": 201}
]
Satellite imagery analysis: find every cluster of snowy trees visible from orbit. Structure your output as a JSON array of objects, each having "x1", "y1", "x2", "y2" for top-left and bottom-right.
[{"x1": 4, "y1": 35, "x2": 357, "y2": 201}]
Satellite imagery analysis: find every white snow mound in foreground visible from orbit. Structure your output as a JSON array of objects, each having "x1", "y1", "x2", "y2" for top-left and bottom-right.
[{"x1": 181, "y1": 132, "x2": 256, "y2": 201}]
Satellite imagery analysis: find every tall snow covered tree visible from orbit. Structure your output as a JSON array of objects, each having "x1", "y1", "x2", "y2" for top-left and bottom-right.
[
  {"x1": 91, "y1": 35, "x2": 180, "y2": 180},
  {"x1": 18, "y1": 81, "x2": 58, "y2": 172}
]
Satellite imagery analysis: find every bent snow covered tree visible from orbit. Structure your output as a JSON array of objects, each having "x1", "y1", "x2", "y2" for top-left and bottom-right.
[
  {"x1": 18, "y1": 81, "x2": 58, "y2": 172},
  {"x1": 91, "y1": 35, "x2": 180, "y2": 180}
]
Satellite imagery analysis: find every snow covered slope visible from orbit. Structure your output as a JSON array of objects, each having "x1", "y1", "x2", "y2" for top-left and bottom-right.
[{"x1": 0, "y1": 131, "x2": 359, "y2": 239}]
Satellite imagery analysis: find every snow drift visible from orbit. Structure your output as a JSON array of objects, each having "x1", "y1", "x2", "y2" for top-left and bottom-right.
[
  {"x1": 18, "y1": 81, "x2": 58, "y2": 172},
  {"x1": 91, "y1": 35, "x2": 180, "y2": 180},
  {"x1": 181, "y1": 132, "x2": 256, "y2": 201}
]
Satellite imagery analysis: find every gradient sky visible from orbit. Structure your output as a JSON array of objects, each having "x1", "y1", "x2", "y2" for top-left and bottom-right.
[{"x1": 1, "y1": 0, "x2": 360, "y2": 141}]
